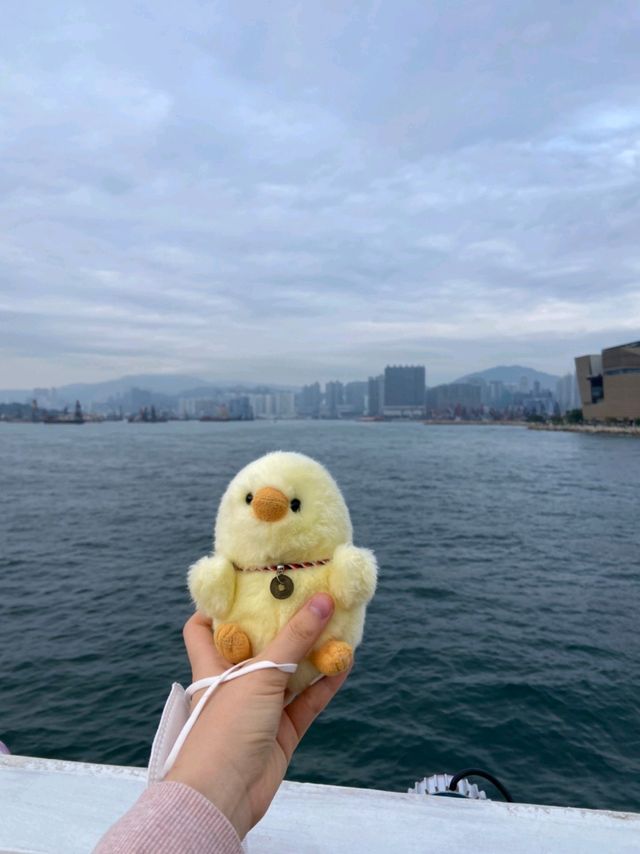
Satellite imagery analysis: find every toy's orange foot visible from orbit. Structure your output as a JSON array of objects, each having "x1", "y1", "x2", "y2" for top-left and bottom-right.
[
  {"x1": 214, "y1": 623, "x2": 252, "y2": 664},
  {"x1": 310, "y1": 640, "x2": 353, "y2": 676}
]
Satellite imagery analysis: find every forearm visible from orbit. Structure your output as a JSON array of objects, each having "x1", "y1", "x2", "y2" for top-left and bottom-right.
[{"x1": 94, "y1": 781, "x2": 243, "y2": 854}]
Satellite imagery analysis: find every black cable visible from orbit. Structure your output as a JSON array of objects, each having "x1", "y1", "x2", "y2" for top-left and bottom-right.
[{"x1": 448, "y1": 768, "x2": 513, "y2": 802}]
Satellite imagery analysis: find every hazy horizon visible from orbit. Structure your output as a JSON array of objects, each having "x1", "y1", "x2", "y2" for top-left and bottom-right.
[
  {"x1": 2, "y1": 2, "x2": 639, "y2": 388},
  {"x1": 0, "y1": 364, "x2": 570, "y2": 403}
]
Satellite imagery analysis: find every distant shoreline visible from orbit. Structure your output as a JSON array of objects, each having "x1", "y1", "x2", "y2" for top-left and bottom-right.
[
  {"x1": 3, "y1": 419, "x2": 639, "y2": 436},
  {"x1": 423, "y1": 420, "x2": 640, "y2": 436},
  {"x1": 422, "y1": 420, "x2": 528, "y2": 427},
  {"x1": 528, "y1": 423, "x2": 640, "y2": 436}
]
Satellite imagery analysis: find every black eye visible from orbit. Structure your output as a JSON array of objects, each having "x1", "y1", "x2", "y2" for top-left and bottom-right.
[
  {"x1": 290, "y1": 498, "x2": 301, "y2": 512},
  {"x1": 245, "y1": 493, "x2": 253, "y2": 505}
]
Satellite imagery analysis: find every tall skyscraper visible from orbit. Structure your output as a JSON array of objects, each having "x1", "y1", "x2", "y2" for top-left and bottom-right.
[
  {"x1": 367, "y1": 375, "x2": 384, "y2": 416},
  {"x1": 344, "y1": 381, "x2": 367, "y2": 415},
  {"x1": 228, "y1": 396, "x2": 253, "y2": 420},
  {"x1": 383, "y1": 366, "x2": 426, "y2": 417},
  {"x1": 555, "y1": 373, "x2": 580, "y2": 414},
  {"x1": 324, "y1": 381, "x2": 344, "y2": 418},
  {"x1": 296, "y1": 382, "x2": 322, "y2": 417}
]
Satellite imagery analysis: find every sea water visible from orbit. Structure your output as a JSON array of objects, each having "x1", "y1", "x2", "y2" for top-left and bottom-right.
[{"x1": 1, "y1": 420, "x2": 639, "y2": 811}]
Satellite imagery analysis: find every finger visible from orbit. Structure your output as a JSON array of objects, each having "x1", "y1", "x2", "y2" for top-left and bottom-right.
[
  {"x1": 183, "y1": 612, "x2": 228, "y2": 681},
  {"x1": 285, "y1": 669, "x2": 350, "y2": 743},
  {"x1": 261, "y1": 593, "x2": 334, "y2": 666}
]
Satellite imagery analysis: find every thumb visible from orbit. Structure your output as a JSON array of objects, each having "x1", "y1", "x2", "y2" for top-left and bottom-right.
[{"x1": 262, "y1": 593, "x2": 334, "y2": 665}]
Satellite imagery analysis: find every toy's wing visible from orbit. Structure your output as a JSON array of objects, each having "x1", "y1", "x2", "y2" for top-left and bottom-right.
[
  {"x1": 328, "y1": 544, "x2": 377, "y2": 609},
  {"x1": 188, "y1": 554, "x2": 236, "y2": 619}
]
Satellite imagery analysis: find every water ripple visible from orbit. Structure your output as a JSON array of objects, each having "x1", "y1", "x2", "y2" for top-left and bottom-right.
[{"x1": 1, "y1": 421, "x2": 639, "y2": 811}]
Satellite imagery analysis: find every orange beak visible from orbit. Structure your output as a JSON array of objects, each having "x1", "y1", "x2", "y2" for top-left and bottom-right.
[{"x1": 251, "y1": 486, "x2": 289, "y2": 522}]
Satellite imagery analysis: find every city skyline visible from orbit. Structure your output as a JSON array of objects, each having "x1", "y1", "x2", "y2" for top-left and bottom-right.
[
  {"x1": 2, "y1": 359, "x2": 578, "y2": 422},
  {"x1": 2, "y1": 3, "x2": 640, "y2": 388},
  {"x1": 0, "y1": 360, "x2": 566, "y2": 401}
]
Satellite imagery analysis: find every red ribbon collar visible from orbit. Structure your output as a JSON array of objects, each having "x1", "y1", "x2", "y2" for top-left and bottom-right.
[{"x1": 233, "y1": 558, "x2": 330, "y2": 573}]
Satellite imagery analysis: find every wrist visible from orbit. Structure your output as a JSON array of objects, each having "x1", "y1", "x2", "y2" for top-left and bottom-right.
[{"x1": 165, "y1": 760, "x2": 250, "y2": 839}]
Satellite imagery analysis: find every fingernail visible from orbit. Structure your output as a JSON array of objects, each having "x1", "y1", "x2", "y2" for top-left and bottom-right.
[{"x1": 308, "y1": 593, "x2": 333, "y2": 620}]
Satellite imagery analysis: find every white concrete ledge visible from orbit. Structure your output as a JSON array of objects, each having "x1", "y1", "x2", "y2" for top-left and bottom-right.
[{"x1": 1, "y1": 754, "x2": 639, "y2": 853}]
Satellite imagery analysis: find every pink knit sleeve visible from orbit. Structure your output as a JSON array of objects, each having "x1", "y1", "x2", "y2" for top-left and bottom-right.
[{"x1": 94, "y1": 781, "x2": 243, "y2": 853}]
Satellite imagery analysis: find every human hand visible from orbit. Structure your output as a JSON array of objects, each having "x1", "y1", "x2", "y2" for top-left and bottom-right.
[{"x1": 164, "y1": 593, "x2": 349, "y2": 840}]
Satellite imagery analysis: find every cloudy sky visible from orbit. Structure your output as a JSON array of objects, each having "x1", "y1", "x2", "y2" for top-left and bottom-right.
[{"x1": 2, "y1": 1, "x2": 639, "y2": 388}]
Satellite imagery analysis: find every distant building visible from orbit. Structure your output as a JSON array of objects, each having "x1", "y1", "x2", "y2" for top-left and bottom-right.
[
  {"x1": 488, "y1": 380, "x2": 508, "y2": 407},
  {"x1": 248, "y1": 392, "x2": 296, "y2": 419},
  {"x1": 575, "y1": 341, "x2": 640, "y2": 421},
  {"x1": 343, "y1": 381, "x2": 367, "y2": 416},
  {"x1": 228, "y1": 396, "x2": 253, "y2": 420},
  {"x1": 179, "y1": 398, "x2": 195, "y2": 418},
  {"x1": 247, "y1": 394, "x2": 267, "y2": 418},
  {"x1": 383, "y1": 366, "x2": 426, "y2": 418},
  {"x1": 296, "y1": 383, "x2": 321, "y2": 418},
  {"x1": 274, "y1": 392, "x2": 296, "y2": 418},
  {"x1": 324, "y1": 381, "x2": 344, "y2": 418},
  {"x1": 426, "y1": 383, "x2": 482, "y2": 415},
  {"x1": 123, "y1": 387, "x2": 153, "y2": 412},
  {"x1": 181, "y1": 398, "x2": 219, "y2": 418},
  {"x1": 525, "y1": 390, "x2": 555, "y2": 418},
  {"x1": 367, "y1": 375, "x2": 384, "y2": 416},
  {"x1": 555, "y1": 373, "x2": 580, "y2": 414}
]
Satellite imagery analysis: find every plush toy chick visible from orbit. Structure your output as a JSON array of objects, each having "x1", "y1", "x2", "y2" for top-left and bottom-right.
[{"x1": 188, "y1": 451, "x2": 377, "y2": 695}]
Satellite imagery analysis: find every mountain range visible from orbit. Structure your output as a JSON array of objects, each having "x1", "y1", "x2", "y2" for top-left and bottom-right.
[
  {"x1": 455, "y1": 365, "x2": 561, "y2": 390},
  {"x1": 0, "y1": 374, "x2": 298, "y2": 405},
  {"x1": 0, "y1": 365, "x2": 563, "y2": 405}
]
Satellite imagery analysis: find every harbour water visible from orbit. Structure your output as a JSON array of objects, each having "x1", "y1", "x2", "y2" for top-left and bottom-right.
[{"x1": 1, "y1": 421, "x2": 639, "y2": 812}]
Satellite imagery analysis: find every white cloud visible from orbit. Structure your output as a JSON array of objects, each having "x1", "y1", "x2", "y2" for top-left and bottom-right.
[{"x1": 1, "y1": 0, "x2": 639, "y2": 388}]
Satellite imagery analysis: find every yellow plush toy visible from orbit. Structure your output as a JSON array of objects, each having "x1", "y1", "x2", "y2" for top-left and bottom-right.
[{"x1": 188, "y1": 451, "x2": 377, "y2": 695}]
